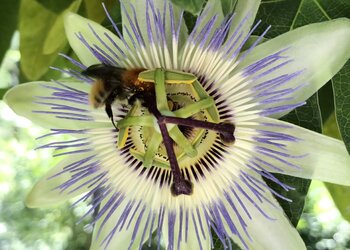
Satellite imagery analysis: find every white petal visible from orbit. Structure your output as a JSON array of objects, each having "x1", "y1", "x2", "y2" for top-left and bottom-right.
[
  {"x1": 236, "y1": 18, "x2": 350, "y2": 118},
  {"x1": 3, "y1": 81, "x2": 105, "y2": 129},
  {"x1": 229, "y1": 175, "x2": 306, "y2": 249},
  {"x1": 64, "y1": 12, "x2": 127, "y2": 66},
  {"x1": 90, "y1": 197, "x2": 152, "y2": 250},
  {"x1": 228, "y1": 0, "x2": 261, "y2": 43},
  {"x1": 120, "y1": 0, "x2": 188, "y2": 50},
  {"x1": 202, "y1": 149, "x2": 306, "y2": 249},
  {"x1": 257, "y1": 117, "x2": 350, "y2": 186},
  {"x1": 26, "y1": 154, "x2": 93, "y2": 208},
  {"x1": 161, "y1": 207, "x2": 211, "y2": 250}
]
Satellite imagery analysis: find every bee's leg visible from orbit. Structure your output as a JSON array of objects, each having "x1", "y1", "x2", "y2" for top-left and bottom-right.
[
  {"x1": 128, "y1": 92, "x2": 145, "y2": 106},
  {"x1": 105, "y1": 93, "x2": 118, "y2": 130},
  {"x1": 128, "y1": 91, "x2": 155, "y2": 108}
]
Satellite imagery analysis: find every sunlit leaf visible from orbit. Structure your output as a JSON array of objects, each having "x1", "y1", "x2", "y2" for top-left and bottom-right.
[
  {"x1": 43, "y1": 0, "x2": 82, "y2": 55},
  {"x1": 19, "y1": 0, "x2": 80, "y2": 80},
  {"x1": 170, "y1": 0, "x2": 205, "y2": 15},
  {"x1": 323, "y1": 112, "x2": 342, "y2": 140},
  {"x1": 0, "y1": 0, "x2": 20, "y2": 65},
  {"x1": 326, "y1": 183, "x2": 350, "y2": 223}
]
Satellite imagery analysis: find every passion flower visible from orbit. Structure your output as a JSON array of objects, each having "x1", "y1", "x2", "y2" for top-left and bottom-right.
[{"x1": 5, "y1": 1, "x2": 350, "y2": 249}]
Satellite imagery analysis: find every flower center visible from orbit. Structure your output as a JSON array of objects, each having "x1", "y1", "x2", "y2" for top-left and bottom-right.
[{"x1": 116, "y1": 69, "x2": 235, "y2": 196}]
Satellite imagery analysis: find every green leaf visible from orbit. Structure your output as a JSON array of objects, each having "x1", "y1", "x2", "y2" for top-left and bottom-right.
[
  {"x1": 0, "y1": 0, "x2": 20, "y2": 65},
  {"x1": 318, "y1": 81, "x2": 334, "y2": 124},
  {"x1": 323, "y1": 112, "x2": 342, "y2": 140},
  {"x1": 43, "y1": 0, "x2": 82, "y2": 54},
  {"x1": 170, "y1": 0, "x2": 205, "y2": 15},
  {"x1": 282, "y1": 94, "x2": 322, "y2": 132},
  {"x1": 220, "y1": 0, "x2": 237, "y2": 16},
  {"x1": 83, "y1": 0, "x2": 115, "y2": 23},
  {"x1": 265, "y1": 174, "x2": 311, "y2": 227},
  {"x1": 332, "y1": 60, "x2": 350, "y2": 154},
  {"x1": 100, "y1": 2, "x2": 122, "y2": 32},
  {"x1": 321, "y1": 112, "x2": 350, "y2": 220},
  {"x1": 183, "y1": 11, "x2": 197, "y2": 32},
  {"x1": 19, "y1": 0, "x2": 81, "y2": 80},
  {"x1": 325, "y1": 183, "x2": 350, "y2": 222},
  {"x1": 0, "y1": 88, "x2": 10, "y2": 99},
  {"x1": 255, "y1": 0, "x2": 350, "y2": 36},
  {"x1": 41, "y1": 47, "x2": 73, "y2": 81},
  {"x1": 241, "y1": 35, "x2": 267, "y2": 51},
  {"x1": 36, "y1": 0, "x2": 74, "y2": 13},
  {"x1": 213, "y1": 234, "x2": 240, "y2": 249}
]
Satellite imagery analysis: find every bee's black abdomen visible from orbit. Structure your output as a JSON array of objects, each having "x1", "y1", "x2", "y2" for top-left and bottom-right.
[{"x1": 82, "y1": 64, "x2": 126, "y2": 80}]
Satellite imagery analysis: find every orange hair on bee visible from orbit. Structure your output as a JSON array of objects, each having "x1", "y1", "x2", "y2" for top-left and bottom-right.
[{"x1": 122, "y1": 68, "x2": 153, "y2": 91}]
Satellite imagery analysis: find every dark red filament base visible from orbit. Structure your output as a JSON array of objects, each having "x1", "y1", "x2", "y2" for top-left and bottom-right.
[{"x1": 138, "y1": 92, "x2": 235, "y2": 196}]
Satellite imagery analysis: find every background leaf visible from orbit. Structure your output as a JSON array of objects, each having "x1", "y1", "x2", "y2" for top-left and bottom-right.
[
  {"x1": 220, "y1": 0, "x2": 237, "y2": 16},
  {"x1": 323, "y1": 113, "x2": 350, "y2": 223},
  {"x1": 325, "y1": 183, "x2": 350, "y2": 222},
  {"x1": 0, "y1": 0, "x2": 20, "y2": 65},
  {"x1": 83, "y1": 0, "x2": 115, "y2": 23},
  {"x1": 170, "y1": 0, "x2": 205, "y2": 15},
  {"x1": 0, "y1": 88, "x2": 11, "y2": 99},
  {"x1": 19, "y1": 0, "x2": 81, "y2": 80},
  {"x1": 43, "y1": 0, "x2": 82, "y2": 55},
  {"x1": 36, "y1": 0, "x2": 74, "y2": 13},
  {"x1": 256, "y1": 0, "x2": 350, "y2": 36},
  {"x1": 332, "y1": 60, "x2": 350, "y2": 154}
]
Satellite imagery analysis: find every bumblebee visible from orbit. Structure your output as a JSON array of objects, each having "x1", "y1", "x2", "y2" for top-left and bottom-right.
[{"x1": 82, "y1": 64, "x2": 151, "y2": 128}]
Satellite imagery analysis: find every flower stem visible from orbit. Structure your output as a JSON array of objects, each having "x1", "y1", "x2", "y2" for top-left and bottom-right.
[{"x1": 163, "y1": 116, "x2": 234, "y2": 133}]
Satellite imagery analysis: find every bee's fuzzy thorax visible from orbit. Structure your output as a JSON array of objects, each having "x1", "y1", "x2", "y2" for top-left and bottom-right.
[{"x1": 122, "y1": 68, "x2": 152, "y2": 91}]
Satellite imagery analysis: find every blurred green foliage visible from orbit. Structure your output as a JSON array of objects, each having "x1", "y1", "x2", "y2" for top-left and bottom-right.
[
  {"x1": 298, "y1": 181, "x2": 350, "y2": 250},
  {"x1": 0, "y1": 102, "x2": 91, "y2": 250}
]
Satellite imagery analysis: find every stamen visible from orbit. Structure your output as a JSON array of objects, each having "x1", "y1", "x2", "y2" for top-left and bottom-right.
[{"x1": 161, "y1": 116, "x2": 236, "y2": 144}]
